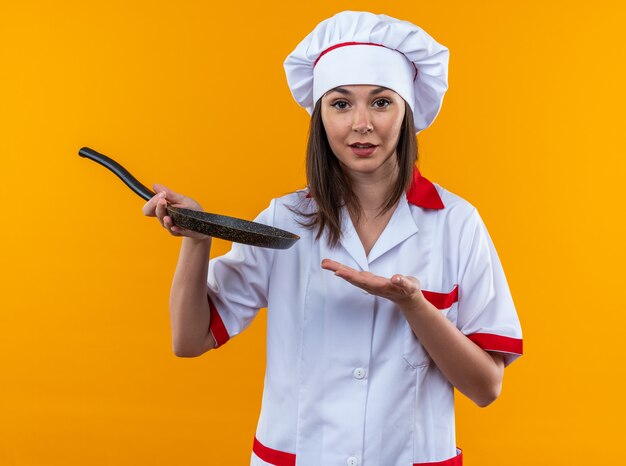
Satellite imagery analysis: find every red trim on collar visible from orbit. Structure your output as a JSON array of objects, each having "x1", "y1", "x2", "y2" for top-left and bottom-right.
[{"x1": 407, "y1": 167, "x2": 445, "y2": 209}]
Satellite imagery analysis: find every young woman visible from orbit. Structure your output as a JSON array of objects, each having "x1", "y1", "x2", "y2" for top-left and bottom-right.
[{"x1": 143, "y1": 11, "x2": 523, "y2": 466}]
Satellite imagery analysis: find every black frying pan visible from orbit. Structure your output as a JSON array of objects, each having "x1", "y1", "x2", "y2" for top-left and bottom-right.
[{"x1": 78, "y1": 147, "x2": 300, "y2": 249}]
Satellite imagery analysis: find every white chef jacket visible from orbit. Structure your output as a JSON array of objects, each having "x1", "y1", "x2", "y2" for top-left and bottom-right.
[{"x1": 206, "y1": 167, "x2": 523, "y2": 466}]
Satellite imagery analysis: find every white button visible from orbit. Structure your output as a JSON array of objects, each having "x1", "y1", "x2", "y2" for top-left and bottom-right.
[
  {"x1": 347, "y1": 457, "x2": 358, "y2": 466},
  {"x1": 353, "y1": 368, "x2": 366, "y2": 379}
]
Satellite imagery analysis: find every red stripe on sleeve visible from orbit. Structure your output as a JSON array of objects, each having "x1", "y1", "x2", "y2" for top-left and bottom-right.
[
  {"x1": 467, "y1": 333, "x2": 523, "y2": 355},
  {"x1": 207, "y1": 294, "x2": 229, "y2": 348},
  {"x1": 253, "y1": 437, "x2": 296, "y2": 466},
  {"x1": 422, "y1": 285, "x2": 459, "y2": 310}
]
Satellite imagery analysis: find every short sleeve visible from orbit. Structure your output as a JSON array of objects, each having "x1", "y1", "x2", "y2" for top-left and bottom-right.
[
  {"x1": 456, "y1": 208, "x2": 523, "y2": 367},
  {"x1": 207, "y1": 200, "x2": 277, "y2": 349}
]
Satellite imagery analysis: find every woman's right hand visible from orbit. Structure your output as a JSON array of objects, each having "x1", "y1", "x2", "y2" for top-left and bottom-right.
[{"x1": 142, "y1": 183, "x2": 210, "y2": 241}]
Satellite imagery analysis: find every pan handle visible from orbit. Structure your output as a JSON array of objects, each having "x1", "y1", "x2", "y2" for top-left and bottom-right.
[{"x1": 79, "y1": 147, "x2": 156, "y2": 202}]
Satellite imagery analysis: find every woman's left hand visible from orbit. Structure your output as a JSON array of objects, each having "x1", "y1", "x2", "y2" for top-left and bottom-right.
[{"x1": 321, "y1": 258, "x2": 425, "y2": 307}]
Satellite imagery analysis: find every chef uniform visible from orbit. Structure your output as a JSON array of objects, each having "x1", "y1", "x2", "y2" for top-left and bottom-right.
[{"x1": 206, "y1": 11, "x2": 523, "y2": 466}]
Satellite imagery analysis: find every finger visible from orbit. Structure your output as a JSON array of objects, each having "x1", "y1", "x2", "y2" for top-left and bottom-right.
[
  {"x1": 142, "y1": 200, "x2": 154, "y2": 216},
  {"x1": 322, "y1": 259, "x2": 362, "y2": 286},
  {"x1": 163, "y1": 214, "x2": 174, "y2": 231},
  {"x1": 391, "y1": 275, "x2": 420, "y2": 294},
  {"x1": 353, "y1": 274, "x2": 388, "y2": 290},
  {"x1": 164, "y1": 215, "x2": 184, "y2": 235},
  {"x1": 171, "y1": 224, "x2": 210, "y2": 240},
  {"x1": 333, "y1": 267, "x2": 385, "y2": 291},
  {"x1": 155, "y1": 196, "x2": 169, "y2": 224},
  {"x1": 335, "y1": 266, "x2": 377, "y2": 284},
  {"x1": 321, "y1": 258, "x2": 342, "y2": 272},
  {"x1": 332, "y1": 272, "x2": 372, "y2": 293},
  {"x1": 164, "y1": 216, "x2": 185, "y2": 237},
  {"x1": 152, "y1": 183, "x2": 186, "y2": 204},
  {"x1": 142, "y1": 191, "x2": 165, "y2": 217},
  {"x1": 321, "y1": 258, "x2": 358, "y2": 276}
]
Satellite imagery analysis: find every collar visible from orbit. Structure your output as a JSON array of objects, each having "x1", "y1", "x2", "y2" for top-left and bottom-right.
[
  {"x1": 407, "y1": 166, "x2": 445, "y2": 209},
  {"x1": 304, "y1": 166, "x2": 445, "y2": 210}
]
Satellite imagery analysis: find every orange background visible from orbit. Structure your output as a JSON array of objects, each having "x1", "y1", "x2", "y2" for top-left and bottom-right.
[{"x1": 1, "y1": 1, "x2": 625, "y2": 464}]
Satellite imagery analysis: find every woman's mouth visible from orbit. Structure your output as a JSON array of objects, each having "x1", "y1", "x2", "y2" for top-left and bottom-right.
[{"x1": 349, "y1": 143, "x2": 377, "y2": 157}]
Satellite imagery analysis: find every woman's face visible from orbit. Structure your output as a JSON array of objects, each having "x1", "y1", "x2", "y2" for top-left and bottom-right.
[{"x1": 320, "y1": 85, "x2": 405, "y2": 179}]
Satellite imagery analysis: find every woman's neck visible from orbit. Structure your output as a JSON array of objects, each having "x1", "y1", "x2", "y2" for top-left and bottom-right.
[
  {"x1": 347, "y1": 161, "x2": 399, "y2": 216},
  {"x1": 345, "y1": 160, "x2": 401, "y2": 256}
]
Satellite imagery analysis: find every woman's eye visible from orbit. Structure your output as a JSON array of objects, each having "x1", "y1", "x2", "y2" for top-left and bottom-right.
[
  {"x1": 331, "y1": 101, "x2": 349, "y2": 109},
  {"x1": 374, "y1": 99, "x2": 391, "y2": 108}
]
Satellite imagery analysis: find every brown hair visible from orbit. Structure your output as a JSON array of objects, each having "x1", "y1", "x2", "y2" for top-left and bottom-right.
[{"x1": 291, "y1": 98, "x2": 417, "y2": 248}]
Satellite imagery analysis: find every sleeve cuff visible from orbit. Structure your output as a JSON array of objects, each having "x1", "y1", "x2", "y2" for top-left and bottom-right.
[
  {"x1": 467, "y1": 333, "x2": 523, "y2": 366},
  {"x1": 208, "y1": 293, "x2": 230, "y2": 348}
]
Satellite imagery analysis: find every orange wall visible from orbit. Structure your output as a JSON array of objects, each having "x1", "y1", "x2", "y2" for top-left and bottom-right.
[{"x1": 1, "y1": 1, "x2": 625, "y2": 464}]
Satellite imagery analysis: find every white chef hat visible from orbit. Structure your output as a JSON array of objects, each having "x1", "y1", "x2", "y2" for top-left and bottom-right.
[{"x1": 283, "y1": 11, "x2": 449, "y2": 133}]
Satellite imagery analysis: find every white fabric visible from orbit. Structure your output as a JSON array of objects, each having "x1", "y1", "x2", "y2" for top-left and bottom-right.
[
  {"x1": 206, "y1": 186, "x2": 522, "y2": 465},
  {"x1": 313, "y1": 44, "x2": 416, "y2": 114},
  {"x1": 283, "y1": 10, "x2": 450, "y2": 132}
]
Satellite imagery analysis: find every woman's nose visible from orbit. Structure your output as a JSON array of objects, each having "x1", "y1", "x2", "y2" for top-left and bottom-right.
[{"x1": 352, "y1": 107, "x2": 373, "y2": 133}]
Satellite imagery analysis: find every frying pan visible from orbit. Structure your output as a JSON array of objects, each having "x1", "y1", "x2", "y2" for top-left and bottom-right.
[{"x1": 78, "y1": 147, "x2": 300, "y2": 249}]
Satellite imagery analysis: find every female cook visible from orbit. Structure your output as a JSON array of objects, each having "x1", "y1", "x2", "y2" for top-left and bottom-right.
[{"x1": 143, "y1": 11, "x2": 523, "y2": 466}]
